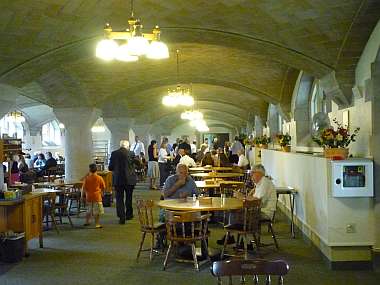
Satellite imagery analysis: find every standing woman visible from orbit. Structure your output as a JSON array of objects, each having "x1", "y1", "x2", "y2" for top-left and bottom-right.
[
  {"x1": 147, "y1": 140, "x2": 159, "y2": 190},
  {"x1": 158, "y1": 141, "x2": 171, "y2": 188}
]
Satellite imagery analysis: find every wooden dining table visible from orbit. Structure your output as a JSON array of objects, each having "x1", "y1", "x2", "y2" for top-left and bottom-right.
[
  {"x1": 157, "y1": 197, "x2": 243, "y2": 212},
  {"x1": 190, "y1": 172, "x2": 244, "y2": 179},
  {"x1": 33, "y1": 181, "x2": 83, "y2": 189},
  {"x1": 189, "y1": 167, "x2": 234, "y2": 172},
  {"x1": 195, "y1": 180, "x2": 244, "y2": 189}
]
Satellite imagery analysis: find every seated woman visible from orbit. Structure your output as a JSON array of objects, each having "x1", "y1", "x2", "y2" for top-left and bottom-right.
[
  {"x1": 219, "y1": 152, "x2": 232, "y2": 167},
  {"x1": 236, "y1": 149, "x2": 249, "y2": 170},
  {"x1": 201, "y1": 152, "x2": 214, "y2": 166},
  {"x1": 195, "y1": 145, "x2": 207, "y2": 163}
]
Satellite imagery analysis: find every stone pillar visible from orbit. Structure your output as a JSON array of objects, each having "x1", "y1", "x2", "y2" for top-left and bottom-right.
[
  {"x1": 0, "y1": 100, "x2": 15, "y2": 120},
  {"x1": 103, "y1": 117, "x2": 135, "y2": 152},
  {"x1": 267, "y1": 104, "x2": 279, "y2": 138},
  {"x1": 370, "y1": 55, "x2": 380, "y2": 249},
  {"x1": 54, "y1": 107, "x2": 100, "y2": 182},
  {"x1": 254, "y1": 116, "x2": 264, "y2": 137}
]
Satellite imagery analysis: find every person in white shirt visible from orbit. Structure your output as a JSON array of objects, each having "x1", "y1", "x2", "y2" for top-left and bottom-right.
[
  {"x1": 179, "y1": 149, "x2": 197, "y2": 168},
  {"x1": 247, "y1": 164, "x2": 277, "y2": 219},
  {"x1": 131, "y1": 136, "x2": 145, "y2": 156},
  {"x1": 158, "y1": 141, "x2": 171, "y2": 187},
  {"x1": 190, "y1": 140, "x2": 197, "y2": 154},
  {"x1": 230, "y1": 136, "x2": 243, "y2": 164},
  {"x1": 237, "y1": 149, "x2": 249, "y2": 169}
]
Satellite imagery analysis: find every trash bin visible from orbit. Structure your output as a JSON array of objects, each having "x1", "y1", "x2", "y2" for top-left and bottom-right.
[
  {"x1": 0, "y1": 232, "x2": 25, "y2": 263},
  {"x1": 102, "y1": 193, "x2": 112, "y2": 207}
]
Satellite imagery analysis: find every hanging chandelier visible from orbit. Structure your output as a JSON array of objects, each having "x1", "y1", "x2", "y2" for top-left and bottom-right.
[
  {"x1": 189, "y1": 119, "x2": 209, "y2": 132},
  {"x1": 162, "y1": 50, "x2": 194, "y2": 107},
  {"x1": 96, "y1": 0, "x2": 169, "y2": 62},
  {"x1": 180, "y1": 110, "x2": 203, "y2": 120},
  {"x1": 6, "y1": 111, "x2": 25, "y2": 123}
]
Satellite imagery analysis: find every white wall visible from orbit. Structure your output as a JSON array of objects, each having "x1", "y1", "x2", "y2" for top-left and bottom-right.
[{"x1": 262, "y1": 150, "x2": 374, "y2": 254}]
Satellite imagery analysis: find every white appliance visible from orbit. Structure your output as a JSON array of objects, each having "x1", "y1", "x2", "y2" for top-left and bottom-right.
[{"x1": 331, "y1": 159, "x2": 373, "y2": 197}]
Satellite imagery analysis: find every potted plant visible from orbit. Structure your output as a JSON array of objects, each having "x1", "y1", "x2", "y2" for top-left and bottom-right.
[
  {"x1": 252, "y1": 137, "x2": 261, "y2": 147},
  {"x1": 277, "y1": 133, "x2": 291, "y2": 152},
  {"x1": 259, "y1": 135, "x2": 271, "y2": 149},
  {"x1": 312, "y1": 119, "x2": 360, "y2": 160}
]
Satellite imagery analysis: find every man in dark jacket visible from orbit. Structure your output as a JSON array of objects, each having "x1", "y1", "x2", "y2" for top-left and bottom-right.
[{"x1": 108, "y1": 140, "x2": 139, "y2": 224}]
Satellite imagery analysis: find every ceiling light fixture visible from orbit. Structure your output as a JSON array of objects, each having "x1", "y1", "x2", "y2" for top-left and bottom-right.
[
  {"x1": 6, "y1": 111, "x2": 25, "y2": 123},
  {"x1": 162, "y1": 50, "x2": 194, "y2": 107},
  {"x1": 96, "y1": 0, "x2": 169, "y2": 62}
]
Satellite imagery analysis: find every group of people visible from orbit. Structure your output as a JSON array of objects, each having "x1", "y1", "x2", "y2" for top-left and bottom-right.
[
  {"x1": 5, "y1": 151, "x2": 60, "y2": 185},
  {"x1": 81, "y1": 137, "x2": 277, "y2": 233}
]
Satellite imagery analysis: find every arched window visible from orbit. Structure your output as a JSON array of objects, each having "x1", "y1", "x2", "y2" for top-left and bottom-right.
[
  {"x1": 310, "y1": 80, "x2": 324, "y2": 119},
  {"x1": 42, "y1": 120, "x2": 61, "y2": 146},
  {"x1": 0, "y1": 112, "x2": 24, "y2": 139}
]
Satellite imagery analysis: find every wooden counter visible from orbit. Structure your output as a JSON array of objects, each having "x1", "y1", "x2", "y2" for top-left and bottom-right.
[{"x1": 0, "y1": 193, "x2": 44, "y2": 255}]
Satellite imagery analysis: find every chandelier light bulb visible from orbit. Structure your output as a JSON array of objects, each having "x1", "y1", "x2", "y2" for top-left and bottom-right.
[
  {"x1": 59, "y1": 123, "x2": 65, "y2": 129},
  {"x1": 96, "y1": 39, "x2": 118, "y2": 61},
  {"x1": 127, "y1": 36, "x2": 150, "y2": 56},
  {"x1": 115, "y1": 44, "x2": 139, "y2": 62},
  {"x1": 146, "y1": 41, "x2": 169, "y2": 59},
  {"x1": 91, "y1": 126, "x2": 106, "y2": 133}
]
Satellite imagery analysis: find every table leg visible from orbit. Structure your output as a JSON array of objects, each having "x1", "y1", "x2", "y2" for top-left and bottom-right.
[{"x1": 290, "y1": 193, "x2": 295, "y2": 238}]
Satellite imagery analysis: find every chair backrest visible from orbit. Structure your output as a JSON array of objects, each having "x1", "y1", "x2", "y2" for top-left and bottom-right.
[
  {"x1": 165, "y1": 210, "x2": 210, "y2": 242},
  {"x1": 242, "y1": 199, "x2": 261, "y2": 233},
  {"x1": 220, "y1": 183, "x2": 245, "y2": 198},
  {"x1": 136, "y1": 199, "x2": 155, "y2": 231},
  {"x1": 43, "y1": 193, "x2": 57, "y2": 210},
  {"x1": 210, "y1": 259, "x2": 290, "y2": 285}
]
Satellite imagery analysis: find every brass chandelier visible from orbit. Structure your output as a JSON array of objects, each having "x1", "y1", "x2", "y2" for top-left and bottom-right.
[{"x1": 96, "y1": 0, "x2": 169, "y2": 62}]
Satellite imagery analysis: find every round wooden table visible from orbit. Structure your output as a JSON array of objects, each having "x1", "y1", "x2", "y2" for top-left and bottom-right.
[
  {"x1": 157, "y1": 197, "x2": 243, "y2": 211},
  {"x1": 190, "y1": 172, "x2": 244, "y2": 179},
  {"x1": 195, "y1": 180, "x2": 244, "y2": 189},
  {"x1": 189, "y1": 167, "x2": 234, "y2": 172}
]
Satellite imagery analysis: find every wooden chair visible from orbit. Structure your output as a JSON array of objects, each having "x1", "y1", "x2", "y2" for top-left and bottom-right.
[
  {"x1": 44, "y1": 166, "x2": 58, "y2": 182},
  {"x1": 43, "y1": 193, "x2": 60, "y2": 234},
  {"x1": 54, "y1": 191, "x2": 74, "y2": 228},
  {"x1": 258, "y1": 215, "x2": 279, "y2": 250},
  {"x1": 210, "y1": 259, "x2": 290, "y2": 284},
  {"x1": 220, "y1": 183, "x2": 245, "y2": 198},
  {"x1": 67, "y1": 183, "x2": 84, "y2": 217},
  {"x1": 136, "y1": 199, "x2": 166, "y2": 262},
  {"x1": 221, "y1": 199, "x2": 261, "y2": 260},
  {"x1": 163, "y1": 211, "x2": 211, "y2": 271}
]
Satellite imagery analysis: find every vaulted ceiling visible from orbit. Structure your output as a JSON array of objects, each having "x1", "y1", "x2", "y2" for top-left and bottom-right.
[{"x1": 0, "y1": 0, "x2": 378, "y2": 131}]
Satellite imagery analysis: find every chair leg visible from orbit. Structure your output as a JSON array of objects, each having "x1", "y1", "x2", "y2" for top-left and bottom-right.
[
  {"x1": 77, "y1": 199, "x2": 81, "y2": 217},
  {"x1": 65, "y1": 208, "x2": 74, "y2": 228},
  {"x1": 50, "y1": 213, "x2": 59, "y2": 234},
  {"x1": 163, "y1": 241, "x2": 173, "y2": 270},
  {"x1": 136, "y1": 232, "x2": 146, "y2": 261},
  {"x1": 191, "y1": 243, "x2": 199, "y2": 271},
  {"x1": 243, "y1": 234, "x2": 248, "y2": 260},
  {"x1": 220, "y1": 231, "x2": 229, "y2": 260},
  {"x1": 269, "y1": 223, "x2": 279, "y2": 250},
  {"x1": 150, "y1": 233, "x2": 155, "y2": 262},
  {"x1": 252, "y1": 233, "x2": 260, "y2": 256}
]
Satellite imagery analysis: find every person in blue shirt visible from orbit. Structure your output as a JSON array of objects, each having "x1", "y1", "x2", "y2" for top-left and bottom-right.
[{"x1": 163, "y1": 164, "x2": 197, "y2": 199}]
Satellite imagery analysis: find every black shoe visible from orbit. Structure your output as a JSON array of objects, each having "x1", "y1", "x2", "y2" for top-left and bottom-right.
[
  {"x1": 119, "y1": 219, "x2": 125, "y2": 224},
  {"x1": 247, "y1": 243, "x2": 254, "y2": 251},
  {"x1": 217, "y1": 235, "x2": 236, "y2": 245},
  {"x1": 126, "y1": 215, "x2": 134, "y2": 220}
]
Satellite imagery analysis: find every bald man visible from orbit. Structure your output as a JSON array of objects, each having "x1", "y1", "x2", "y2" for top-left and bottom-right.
[{"x1": 163, "y1": 164, "x2": 197, "y2": 199}]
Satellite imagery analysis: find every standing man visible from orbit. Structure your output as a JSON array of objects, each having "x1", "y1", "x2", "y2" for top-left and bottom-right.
[
  {"x1": 131, "y1": 136, "x2": 145, "y2": 157},
  {"x1": 230, "y1": 136, "x2": 243, "y2": 164},
  {"x1": 108, "y1": 140, "x2": 139, "y2": 224}
]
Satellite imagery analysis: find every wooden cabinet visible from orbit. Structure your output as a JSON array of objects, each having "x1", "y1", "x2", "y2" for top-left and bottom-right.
[
  {"x1": 97, "y1": 171, "x2": 113, "y2": 193},
  {"x1": 0, "y1": 193, "x2": 43, "y2": 255}
]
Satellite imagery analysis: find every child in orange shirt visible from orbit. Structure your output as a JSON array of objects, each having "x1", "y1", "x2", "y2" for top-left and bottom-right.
[{"x1": 82, "y1": 163, "x2": 106, "y2": 228}]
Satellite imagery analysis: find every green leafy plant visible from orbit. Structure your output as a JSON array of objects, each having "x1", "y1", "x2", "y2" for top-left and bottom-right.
[{"x1": 276, "y1": 133, "x2": 291, "y2": 147}]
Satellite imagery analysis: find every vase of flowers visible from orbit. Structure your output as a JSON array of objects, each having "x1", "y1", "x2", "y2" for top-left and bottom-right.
[
  {"x1": 277, "y1": 133, "x2": 291, "y2": 152},
  {"x1": 312, "y1": 119, "x2": 360, "y2": 160},
  {"x1": 259, "y1": 135, "x2": 271, "y2": 149}
]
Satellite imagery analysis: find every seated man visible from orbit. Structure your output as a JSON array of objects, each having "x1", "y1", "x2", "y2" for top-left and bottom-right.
[
  {"x1": 37, "y1": 152, "x2": 57, "y2": 177},
  {"x1": 163, "y1": 163, "x2": 197, "y2": 199},
  {"x1": 178, "y1": 149, "x2": 196, "y2": 168},
  {"x1": 236, "y1": 164, "x2": 277, "y2": 220}
]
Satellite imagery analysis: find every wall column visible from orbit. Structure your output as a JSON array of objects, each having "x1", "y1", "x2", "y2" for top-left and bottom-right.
[
  {"x1": 254, "y1": 116, "x2": 263, "y2": 137},
  {"x1": 54, "y1": 107, "x2": 100, "y2": 181},
  {"x1": 103, "y1": 117, "x2": 134, "y2": 152}
]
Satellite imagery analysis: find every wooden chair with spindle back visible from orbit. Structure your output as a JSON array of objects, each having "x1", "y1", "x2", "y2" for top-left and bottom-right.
[
  {"x1": 136, "y1": 199, "x2": 166, "y2": 262},
  {"x1": 163, "y1": 210, "x2": 211, "y2": 271},
  {"x1": 210, "y1": 259, "x2": 290, "y2": 285},
  {"x1": 67, "y1": 182, "x2": 84, "y2": 217},
  {"x1": 43, "y1": 193, "x2": 60, "y2": 234},
  {"x1": 221, "y1": 199, "x2": 261, "y2": 260}
]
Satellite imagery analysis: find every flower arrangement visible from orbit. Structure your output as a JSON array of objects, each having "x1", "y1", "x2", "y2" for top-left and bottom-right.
[
  {"x1": 252, "y1": 135, "x2": 271, "y2": 146},
  {"x1": 276, "y1": 133, "x2": 291, "y2": 147},
  {"x1": 312, "y1": 118, "x2": 360, "y2": 148}
]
